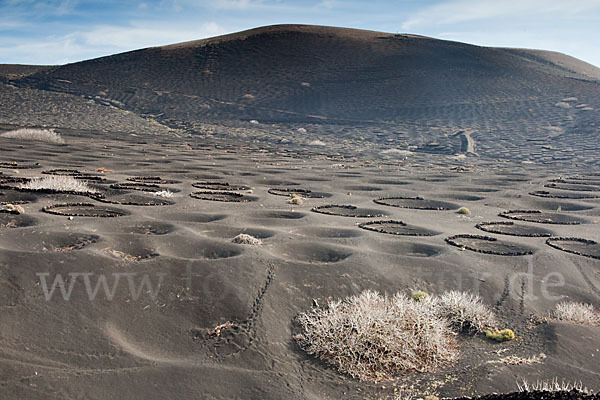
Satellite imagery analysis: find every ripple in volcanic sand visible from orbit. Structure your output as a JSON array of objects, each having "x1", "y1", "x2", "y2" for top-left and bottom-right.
[
  {"x1": 116, "y1": 222, "x2": 176, "y2": 235},
  {"x1": 359, "y1": 220, "x2": 440, "y2": 236},
  {"x1": 248, "y1": 210, "x2": 306, "y2": 219},
  {"x1": 190, "y1": 191, "x2": 256, "y2": 202},
  {"x1": 163, "y1": 212, "x2": 226, "y2": 223},
  {"x1": 199, "y1": 225, "x2": 276, "y2": 240},
  {"x1": 0, "y1": 212, "x2": 37, "y2": 228},
  {"x1": 261, "y1": 179, "x2": 299, "y2": 186},
  {"x1": 0, "y1": 190, "x2": 37, "y2": 204},
  {"x1": 312, "y1": 205, "x2": 387, "y2": 218},
  {"x1": 476, "y1": 221, "x2": 554, "y2": 237},
  {"x1": 0, "y1": 161, "x2": 40, "y2": 169},
  {"x1": 499, "y1": 210, "x2": 586, "y2": 225},
  {"x1": 369, "y1": 240, "x2": 444, "y2": 257},
  {"x1": 0, "y1": 176, "x2": 31, "y2": 189},
  {"x1": 192, "y1": 182, "x2": 251, "y2": 191},
  {"x1": 267, "y1": 188, "x2": 329, "y2": 198},
  {"x1": 110, "y1": 182, "x2": 165, "y2": 192},
  {"x1": 529, "y1": 190, "x2": 600, "y2": 199},
  {"x1": 295, "y1": 176, "x2": 330, "y2": 182},
  {"x1": 0, "y1": 230, "x2": 98, "y2": 252},
  {"x1": 127, "y1": 176, "x2": 180, "y2": 184},
  {"x1": 274, "y1": 242, "x2": 352, "y2": 264},
  {"x1": 43, "y1": 202, "x2": 128, "y2": 217},
  {"x1": 549, "y1": 178, "x2": 600, "y2": 187},
  {"x1": 439, "y1": 193, "x2": 485, "y2": 201},
  {"x1": 544, "y1": 183, "x2": 600, "y2": 192},
  {"x1": 344, "y1": 185, "x2": 383, "y2": 192},
  {"x1": 546, "y1": 237, "x2": 600, "y2": 260},
  {"x1": 456, "y1": 187, "x2": 499, "y2": 193},
  {"x1": 530, "y1": 200, "x2": 594, "y2": 212},
  {"x1": 445, "y1": 234, "x2": 534, "y2": 256},
  {"x1": 293, "y1": 226, "x2": 363, "y2": 238},
  {"x1": 102, "y1": 237, "x2": 159, "y2": 262},
  {"x1": 156, "y1": 236, "x2": 243, "y2": 260},
  {"x1": 374, "y1": 196, "x2": 459, "y2": 210},
  {"x1": 369, "y1": 179, "x2": 410, "y2": 185},
  {"x1": 92, "y1": 190, "x2": 174, "y2": 206},
  {"x1": 42, "y1": 169, "x2": 105, "y2": 181}
]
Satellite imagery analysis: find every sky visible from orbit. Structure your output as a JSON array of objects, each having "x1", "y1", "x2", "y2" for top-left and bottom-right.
[{"x1": 1, "y1": 0, "x2": 599, "y2": 67}]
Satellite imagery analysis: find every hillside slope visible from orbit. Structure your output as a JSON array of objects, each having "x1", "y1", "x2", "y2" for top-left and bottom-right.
[{"x1": 9, "y1": 24, "x2": 600, "y2": 162}]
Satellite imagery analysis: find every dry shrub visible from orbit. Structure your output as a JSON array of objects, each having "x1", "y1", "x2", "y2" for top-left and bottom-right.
[
  {"x1": 380, "y1": 148, "x2": 413, "y2": 156},
  {"x1": 294, "y1": 290, "x2": 459, "y2": 382},
  {"x1": 553, "y1": 301, "x2": 600, "y2": 326},
  {"x1": 232, "y1": 233, "x2": 262, "y2": 245},
  {"x1": 153, "y1": 190, "x2": 174, "y2": 198},
  {"x1": 287, "y1": 194, "x2": 303, "y2": 205},
  {"x1": 295, "y1": 290, "x2": 500, "y2": 381},
  {"x1": 518, "y1": 378, "x2": 590, "y2": 393},
  {"x1": 1, "y1": 128, "x2": 64, "y2": 143},
  {"x1": 2, "y1": 203, "x2": 25, "y2": 214},
  {"x1": 457, "y1": 207, "x2": 471, "y2": 215},
  {"x1": 437, "y1": 290, "x2": 497, "y2": 333},
  {"x1": 21, "y1": 176, "x2": 97, "y2": 194}
]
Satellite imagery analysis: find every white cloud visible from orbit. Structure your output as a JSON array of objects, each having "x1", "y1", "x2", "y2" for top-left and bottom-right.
[
  {"x1": 402, "y1": 0, "x2": 600, "y2": 30},
  {"x1": 0, "y1": 34, "x2": 84, "y2": 65},
  {"x1": 0, "y1": 20, "x2": 28, "y2": 30},
  {"x1": 82, "y1": 21, "x2": 225, "y2": 49},
  {"x1": 212, "y1": 0, "x2": 256, "y2": 9},
  {"x1": 171, "y1": 0, "x2": 267, "y2": 10},
  {"x1": 0, "y1": 21, "x2": 227, "y2": 64},
  {"x1": 1, "y1": 0, "x2": 79, "y2": 17},
  {"x1": 436, "y1": 29, "x2": 600, "y2": 67}
]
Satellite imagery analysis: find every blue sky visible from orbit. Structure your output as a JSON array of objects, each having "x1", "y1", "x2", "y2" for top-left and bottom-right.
[{"x1": 1, "y1": 0, "x2": 599, "y2": 67}]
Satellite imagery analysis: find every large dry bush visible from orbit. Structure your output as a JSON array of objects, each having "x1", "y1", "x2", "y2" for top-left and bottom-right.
[
  {"x1": 294, "y1": 290, "x2": 459, "y2": 382},
  {"x1": 553, "y1": 301, "x2": 600, "y2": 326},
  {"x1": 294, "y1": 290, "x2": 498, "y2": 382},
  {"x1": 21, "y1": 176, "x2": 97, "y2": 194},
  {"x1": 437, "y1": 290, "x2": 497, "y2": 333},
  {"x1": 1, "y1": 128, "x2": 64, "y2": 143}
]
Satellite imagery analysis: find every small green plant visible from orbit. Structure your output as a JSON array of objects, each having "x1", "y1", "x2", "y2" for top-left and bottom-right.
[
  {"x1": 485, "y1": 328, "x2": 515, "y2": 342},
  {"x1": 457, "y1": 207, "x2": 471, "y2": 215},
  {"x1": 411, "y1": 290, "x2": 429, "y2": 302}
]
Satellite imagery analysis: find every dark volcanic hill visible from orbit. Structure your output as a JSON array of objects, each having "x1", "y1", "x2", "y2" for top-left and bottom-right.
[{"x1": 8, "y1": 24, "x2": 600, "y2": 163}]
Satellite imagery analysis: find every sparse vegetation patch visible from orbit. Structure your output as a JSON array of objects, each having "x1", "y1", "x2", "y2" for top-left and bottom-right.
[
  {"x1": 1, "y1": 128, "x2": 64, "y2": 144},
  {"x1": 232, "y1": 234, "x2": 262, "y2": 245},
  {"x1": 518, "y1": 378, "x2": 590, "y2": 394},
  {"x1": 552, "y1": 302, "x2": 600, "y2": 326},
  {"x1": 295, "y1": 290, "x2": 502, "y2": 382},
  {"x1": 457, "y1": 206, "x2": 471, "y2": 215},
  {"x1": 20, "y1": 175, "x2": 98, "y2": 194}
]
